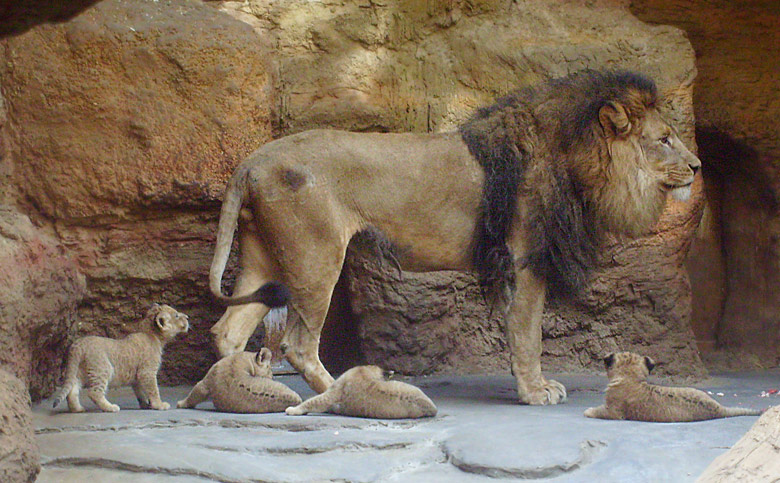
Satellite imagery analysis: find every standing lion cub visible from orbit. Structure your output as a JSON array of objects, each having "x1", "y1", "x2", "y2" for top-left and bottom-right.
[
  {"x1": 177, "y1": 348, "x2": 302, "y2": 413},
  {"x1": 285, "y1": 365, "x2": 437, "y2": 419},
  {"x1": 52, "y1": 303, "x2": 189, "y2": 413},
  {"x1": 585, "y1": 352, "x2": 762, "y2": 422}
]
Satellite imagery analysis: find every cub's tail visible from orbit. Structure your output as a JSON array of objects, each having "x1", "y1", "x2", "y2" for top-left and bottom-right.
[
  {"x1": 721, "y1": 406, "x2": 763, "y2": 418},
  {"x1": 52, "y1": 346, "x2": 82, "y2": 408}
]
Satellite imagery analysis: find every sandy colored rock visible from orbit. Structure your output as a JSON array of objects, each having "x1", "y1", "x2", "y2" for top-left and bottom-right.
[
  {"x1": 697, "y1": 405, "x2": 780, "y2": 482},
  {"x1": 0, "y1": 368, "x2": 40, "y2": 483}
]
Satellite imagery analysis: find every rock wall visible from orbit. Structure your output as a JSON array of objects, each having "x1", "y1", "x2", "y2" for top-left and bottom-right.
[
  {"x1": 0, "y1": 369, "x2": 40, "y2": 483},
  {"x1": 632, "y1": 1, "x2": 780, "y2": 368},
  {"x1": 0, "y1": 0, "x2": 712, "y2": 403}
]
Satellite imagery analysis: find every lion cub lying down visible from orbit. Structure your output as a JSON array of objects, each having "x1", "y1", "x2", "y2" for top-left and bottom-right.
[
  {"x1": 585, "y1": 352, "x2": 762, "y2": 422},
  {"x1": 286, "y1": 365, "x2": 437, "y2": 419},
  {"x1": 177, "y1": 348, "x2": 302, "y2": 413},
  {"x1": 53, "y1": 303, "x2": 189, "y2": 413}
]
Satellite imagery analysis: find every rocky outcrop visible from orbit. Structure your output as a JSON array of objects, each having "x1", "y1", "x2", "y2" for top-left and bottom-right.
[
  {"x1": 697, "y1": 405, "x2": 780, "y2": 482},
  {"x1": 0, "y1": 209, "x2": 85, "y2": 399},
  {"x1": 0, "y1": 369, "x2": 40, "y2": 483}
]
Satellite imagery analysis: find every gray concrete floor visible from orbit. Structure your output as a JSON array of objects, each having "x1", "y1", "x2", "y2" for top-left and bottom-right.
[{"x1": 33, "y1": 370, "x2": 779, "y2": 482}]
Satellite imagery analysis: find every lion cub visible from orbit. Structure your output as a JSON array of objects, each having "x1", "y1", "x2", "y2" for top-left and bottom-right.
[
  {"x1": 53, "y1": 303, "x2": 189, "y2": 413},
  {"x1": 177, "y1": 348, "x2": 302, "y2": 413},
  {"x1": 286, "y1": 365, "x2": 437, "y2": 419},
  {"x1": 585, "y1": 352, "x2": 762, "y2": 422}
]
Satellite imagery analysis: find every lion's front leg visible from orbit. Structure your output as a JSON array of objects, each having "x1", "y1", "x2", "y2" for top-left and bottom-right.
[
  {"x1": 280, "y1": 305, "x2": 335, "y2": 394},
  {"x1": 506, "y1": 268, "x2": 566, "y2": 405}
]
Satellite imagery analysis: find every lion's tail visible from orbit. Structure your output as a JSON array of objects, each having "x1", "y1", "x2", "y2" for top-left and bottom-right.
[{"x1": 209, "y1": 166, "x2": 291, "y2": 308}]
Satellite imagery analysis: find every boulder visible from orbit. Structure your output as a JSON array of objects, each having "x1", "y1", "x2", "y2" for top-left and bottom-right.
[{"x1": 697, "y1": 405, "x2": 780, "y2": 482}]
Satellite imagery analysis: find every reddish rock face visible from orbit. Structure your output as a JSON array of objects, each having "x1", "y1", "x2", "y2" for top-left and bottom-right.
[
  {"x1": 0, "y1": 369, "x2": 40, "y2": 482},
  {"x1": 632, "y1": 1, "x2": 780, "y2": 368}
]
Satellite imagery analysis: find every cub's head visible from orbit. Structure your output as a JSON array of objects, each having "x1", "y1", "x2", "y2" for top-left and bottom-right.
[
  {"x1": 147, "y1": 303, "x2": 189, "y2": 341},
  {"x1": 589, "y1": 75, "x2": 702, "y2": 237},
  {"x1": 245, "y1": 347, "x2": 273, "y2": 378},
  {"x1": 602, "y1": 351, "x2": 656, "y2": 382}
]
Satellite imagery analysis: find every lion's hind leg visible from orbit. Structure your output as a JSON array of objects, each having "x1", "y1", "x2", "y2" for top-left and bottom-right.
[{"x1": 211, "y1": 220, "x2": 280, "y2": 357}]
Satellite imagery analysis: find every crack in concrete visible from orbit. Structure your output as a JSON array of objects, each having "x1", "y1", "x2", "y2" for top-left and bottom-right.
[
  {"x1": 198, "y1": 441, "x2": 416, "y2": 456},
  {"x1": 446, "y1": 439, "x2": 607, "y2": 479},
  {"x1": 42, "y1": 457, "x2": 259, "y2": 483},
  {"x1": 36, "y1": 417, "x2": 410, "y2": 435}
]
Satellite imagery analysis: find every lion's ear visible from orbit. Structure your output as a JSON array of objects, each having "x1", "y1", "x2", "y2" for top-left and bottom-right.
[
  {"x1": 599, "y1": 101, "x2": 632, "y2": 137},
  {"x1": 644, "y1": 356, "x2": 656, "y2": 373},
  {"x1": 603, "y1": 353, "x2": 616, "y2": 369}
]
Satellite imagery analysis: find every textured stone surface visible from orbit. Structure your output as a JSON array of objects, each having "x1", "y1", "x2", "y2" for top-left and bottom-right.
[
  {"x1": 33, "y1": 371, "x2": 774, "y2": 482},
  {"x1": 0, "y1": 208, "x2": 85, "y2": 399},
  {"x1": 0, "y1": 369, "x2": 40, "y2": 483},
  {"x1": 697, "y1": 405, "x2": 780, "y2": 482},
  {"x1": 632, "y1": 1, "x2": 780, "y2": 366}
]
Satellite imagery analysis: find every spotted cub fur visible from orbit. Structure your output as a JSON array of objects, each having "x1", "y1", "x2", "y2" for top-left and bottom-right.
[
  {"x1": 286, "y1": 365, "x2": 437, "y2": 419},
  {"x1": 177, "y1": 348, "x2": 302, "y2": 413},
  {"x1": 52, "y1": 304, "x2": 189, "y2": 413},
  {"x1": 585, "y1": 351, "x2": 762, "y2": 422}
]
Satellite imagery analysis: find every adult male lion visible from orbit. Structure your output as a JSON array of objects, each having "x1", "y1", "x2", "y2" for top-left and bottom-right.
[{"x1": 209, "y1": 70, "x2": 700, "y2": 405}]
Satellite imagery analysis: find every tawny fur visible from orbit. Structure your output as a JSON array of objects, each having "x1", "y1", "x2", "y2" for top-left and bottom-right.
[
  {"x1": 208, "y1": 70, "x2": 701, "y2": 406},
  {"x1": 285, "y1": 365, "x2": 437, "y2": 419},
  {"x1": 52, "y1": 304, "x2": 189, "y2": 413},
  {"x1": 177, "y1": 348, "x2": 302, "y2": 413},
  {"x1": 585, "y1": 352, "x2": 763, "y2": 422}
]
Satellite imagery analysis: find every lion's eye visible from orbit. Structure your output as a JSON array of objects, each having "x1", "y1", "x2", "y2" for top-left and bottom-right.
[{"x1": 660, "y1": 135, "x2": 670, "y2": 146}]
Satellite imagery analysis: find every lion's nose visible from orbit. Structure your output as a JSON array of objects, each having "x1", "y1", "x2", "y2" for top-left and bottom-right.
[{"x1": 691, "y1": 164, "x2": 700, "y2": 175}]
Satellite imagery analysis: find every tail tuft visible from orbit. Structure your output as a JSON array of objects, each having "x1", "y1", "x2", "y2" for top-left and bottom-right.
[{"x1": 256, "y1": 282, "x2": 291, "y2": 308}]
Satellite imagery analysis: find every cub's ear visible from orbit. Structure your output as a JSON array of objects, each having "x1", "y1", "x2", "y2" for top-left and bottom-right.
[
  {"x1": 258, "y1": 347, "x2": 272, "y2": 365},
  {"x1": 155, "y1": 314, "x2": 168, "y2": 332},
  {"x1": 599, "y1": 101, "x2": 632, "y2": 137},
  {"x1": 644, "y1": 356, "x2": 656, "y2": 373},
  {"x1": 603, "y1": 353, "x2": 616, "y2": 369}
]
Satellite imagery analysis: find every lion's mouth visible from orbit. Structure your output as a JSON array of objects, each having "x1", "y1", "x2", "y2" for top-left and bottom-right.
[{"x1": 669, "y1": 183, "x2": 693, "y2": 202}]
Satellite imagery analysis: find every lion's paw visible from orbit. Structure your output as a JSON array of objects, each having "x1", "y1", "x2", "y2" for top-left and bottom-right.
[
  {"x1": 285, "y1": 406, "x2": 304, "y2": 416},
  {"x1": 176, "y1": 400, "x2": 188, "y2": 409},
  {"x1": 521, "y1": 378, "x2": 567, "y2": 405},
  {"x1": 102, "y1": 403, "x2": 120, "y2": 413},
  {"x1": 152, "y1": 402, "x2": 170, "y2": 411}
]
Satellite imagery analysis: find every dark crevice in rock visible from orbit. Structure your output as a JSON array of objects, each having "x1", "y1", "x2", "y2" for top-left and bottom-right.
[
  {"x1": 198, "y1": 441, "x2": 416, "y2": 456},
  {"x1": 446, "y1": 440, "x2": 607, "y2": 479}
]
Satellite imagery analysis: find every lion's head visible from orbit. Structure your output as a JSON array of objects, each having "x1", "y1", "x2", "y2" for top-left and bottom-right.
[{"x1": 461, "y1": 70, "x2": 701, "y2": 297}]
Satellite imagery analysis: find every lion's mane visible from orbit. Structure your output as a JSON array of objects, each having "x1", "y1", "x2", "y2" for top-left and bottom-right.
[{"x1": 460, "y1": 70, "x2": 658, "y2": 299}]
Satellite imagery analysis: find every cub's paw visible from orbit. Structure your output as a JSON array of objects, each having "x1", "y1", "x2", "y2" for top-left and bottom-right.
[
  {"x1": 152, "y1": 402, "x2": 171, "y2": 411},
  {"x1": 583, "y1": 407, "x2": 597, "y2": 418},
  {"x1": 176, "y1": 400, "x2": 188, "y2": 409},
  {"x1": 285, "y1": 406, "x2": 305, "y2": 416},
  {"x1": 520, "y1": 378, "x2": 567, "y2": 406}
]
